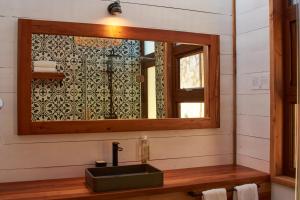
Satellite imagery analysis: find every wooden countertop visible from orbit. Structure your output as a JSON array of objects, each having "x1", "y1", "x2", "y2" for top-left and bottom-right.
[{"x1": 0, "y1": 165, "x2": 270, "y2": 200}]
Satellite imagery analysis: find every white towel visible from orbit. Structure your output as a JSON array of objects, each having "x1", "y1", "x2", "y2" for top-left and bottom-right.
[
  {"x1": 202, "y1": 188, "x2": 227, "y2": 200},
  {"x1": 34, "y1": 67, "x2": 57, "y2": 72},
  {"x1": 33, "y1": 61, "x2": 57, "y2": 68},
  {"x1": 233, "y1": 184, "x2": 258, "y2": 200}
]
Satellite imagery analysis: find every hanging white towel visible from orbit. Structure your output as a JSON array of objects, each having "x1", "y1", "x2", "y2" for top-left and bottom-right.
[
  {"x1": 34, "y1": 67, "x2": 57, "y2": 72},
  {"x1": 202, "y1": 188, "x2": 227, "y2": 200},
  {"x1": 33, "y1": 61, "x2": 57, "y2": 68},
  {"x1": 233, "y1": 184, "x2": 259, "y2": 200}
]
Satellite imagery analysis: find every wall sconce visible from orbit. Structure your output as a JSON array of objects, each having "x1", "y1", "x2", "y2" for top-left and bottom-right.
[{"x1": 108, "y1": 0, "x2": 122, "y2": 15}]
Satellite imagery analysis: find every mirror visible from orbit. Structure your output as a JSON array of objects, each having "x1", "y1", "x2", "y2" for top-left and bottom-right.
[
  {"x1": 31, "y1": 34, "x2": 208, "y2": 121},
  {"x1": 18, "y1": 19, "x2": 220, "y2": 134}
]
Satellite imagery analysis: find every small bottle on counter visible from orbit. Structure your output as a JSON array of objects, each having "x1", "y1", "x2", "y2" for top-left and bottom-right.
[{"x1": 140, "y1": 136, "x2": 150, "y2": 164}]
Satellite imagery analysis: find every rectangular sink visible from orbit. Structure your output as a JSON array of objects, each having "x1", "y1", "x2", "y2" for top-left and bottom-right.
[{"x1": 85, "y1": 164, "x2": 164, "y2": 192}]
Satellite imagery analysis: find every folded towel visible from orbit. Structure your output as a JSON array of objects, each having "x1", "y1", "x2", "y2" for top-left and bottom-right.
[
  {"x1": 233, "y1": 184, "x2": 258, "y2": 200},
  {"x1": 34, "y1": 67, "x2": 57, "y2": 72},
  {"x1": 33, "y1": 61, "x2": 57, "y2": 68},
  {"x1": 202, "y1": 188, "x2": 227, "y2": 200}
]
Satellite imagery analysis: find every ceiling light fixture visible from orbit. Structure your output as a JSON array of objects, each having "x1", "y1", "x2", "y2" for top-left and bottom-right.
[{"x1": 108, "y1": 0, "x2": 122, "y2": 15}]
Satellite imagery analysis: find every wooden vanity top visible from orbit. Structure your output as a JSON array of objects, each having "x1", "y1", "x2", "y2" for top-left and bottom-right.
[{"x1": 0, "y1": 165, "x2": 270, "y2": 200}]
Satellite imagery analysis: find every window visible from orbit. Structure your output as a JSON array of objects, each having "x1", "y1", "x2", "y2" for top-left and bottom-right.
[
  {"x1": 147, "y1": 66, "x2": 157, "y2": 119},
  {"x1": 171, "y1": 44, "x2": 208, "y2": 118},
  {"x1": 144, "y1": 41, "x2": 155, "y2": 55},
  {"x1": 282, "y1": 0, "x2": 298, "y2": 177},
  {"x1": 271, "y1": 0, "x2": 298, "y2": 181},
  {"x1": 179, "y1": 103, "x2": 205, "y2": 118},
  {"x1": 283, "y1": 1, "x2": 297, "y2": 177},
  {"x1": 140, "y1": 41, "x2": 156, "y2": 119}
]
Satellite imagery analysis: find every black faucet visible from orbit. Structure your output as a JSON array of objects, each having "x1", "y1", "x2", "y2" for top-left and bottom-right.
[{"x1": 112, "y1": 142, "x2": 123, "y2": 166}]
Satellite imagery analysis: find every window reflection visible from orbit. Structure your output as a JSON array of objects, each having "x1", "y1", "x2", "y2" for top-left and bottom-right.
[
  {"x1": 179, "y1": 53, "x2": 204, "y2": 89},
  {"x1": 180, "y1": 103, "x2": 205, "y2": 118},
  {"x1": 289, "y1": 0, "x2": 298, "y2": 6},
  {"x1": 144, "y1": 41, "x2": 155, "y2": 55}
]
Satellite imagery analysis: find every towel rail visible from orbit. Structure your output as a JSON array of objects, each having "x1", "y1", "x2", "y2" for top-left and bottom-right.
[{"x1": 187, "y1": 184, "x2": 261, "y2": 197}]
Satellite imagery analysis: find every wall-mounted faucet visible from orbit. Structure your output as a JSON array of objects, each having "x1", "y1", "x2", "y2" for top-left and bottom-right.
[{"x1": 112, "y1": 142, "x2": 123, "y2": 166}]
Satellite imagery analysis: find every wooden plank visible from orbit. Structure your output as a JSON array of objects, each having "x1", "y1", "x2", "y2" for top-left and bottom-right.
[
  {"x1": 32, "y1": 72, "x2": 65, "y2": 80},
  {"x1": 271, "y1": 176, "x2": 295, "y2": 188},
  {"x1": 26, "y1": 118, "x2": 216, "y2": 135},
  {"x1": 17, "y1": 19, "x2": 32, "y2": 136},
  {"x1": 270, "y1": 0, "x2": 284, "y2": 177},
  {"x1": 0, "y1": 165, "x2": 270, "y2": 200}
]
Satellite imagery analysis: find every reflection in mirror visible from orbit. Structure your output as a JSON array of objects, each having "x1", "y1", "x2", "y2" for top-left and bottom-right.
[
  {"x1": 31, "y1": 34, "x2": 208, "y2": 121},
  {"x1": 289, "y1": 0, "x2": 298, "y2": 6}
]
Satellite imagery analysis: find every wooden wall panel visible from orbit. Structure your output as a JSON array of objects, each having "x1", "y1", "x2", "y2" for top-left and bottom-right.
[{"x1": 236, "y1": 0, "x2": 270, "y2": 173}]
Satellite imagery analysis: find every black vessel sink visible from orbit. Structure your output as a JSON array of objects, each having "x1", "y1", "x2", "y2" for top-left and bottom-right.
[{"x1": 85, "y1": 164, "x2": 164, "y2": 192}]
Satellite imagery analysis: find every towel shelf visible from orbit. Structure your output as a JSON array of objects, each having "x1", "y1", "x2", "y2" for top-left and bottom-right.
[
  {"x1": 32, "y1": 72, "x2": 65, "y2": 80},
  {"x1": 187, "y1": 184, "x2": 261, "y2": 197}
]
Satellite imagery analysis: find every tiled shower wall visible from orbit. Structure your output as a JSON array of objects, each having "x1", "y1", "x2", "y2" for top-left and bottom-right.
[
  {"x1": 0, "y1": 0, "x2": 233, "y2": 182},
  {"x1": 31, "y1": 34, "x2": 142, "y2": 120},
  {"x1": 155, "y1": 42, "x2": 166, "y2": 118}
]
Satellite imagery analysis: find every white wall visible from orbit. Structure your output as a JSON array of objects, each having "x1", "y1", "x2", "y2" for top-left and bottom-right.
[
  {"x1": 236, "y1": 0, "x2": 270, "y2": 173},
  {"x1": 0, "y1": 0, "x2": 233, "y2": 182},
  {"x1": 236, "y1": 1, "x2": 295, "y2": 199},
  {"x1": 272, "y1": 183, "x2": 295, "y2": 200}
]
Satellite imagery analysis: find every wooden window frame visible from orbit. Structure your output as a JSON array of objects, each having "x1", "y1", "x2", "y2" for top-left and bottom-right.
[
  {"x1": 270, "y1": 0, "x2": 297, "y2": 186},
  {"x1": 18, "y1": 19, "x2": 220, "y2": 135},
  {"x1": 171, "y1": 45, "x2": 208, "y2": 118},
  {"x1": 282, "y1": 0, "x2": 297, "y2": 178}
]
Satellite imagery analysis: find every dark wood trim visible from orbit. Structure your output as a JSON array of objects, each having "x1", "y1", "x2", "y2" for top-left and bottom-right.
[
  {"x1": 282, "y1": 2, "x2": 297, "y2": 178},
  {"x1": 271, "y1": 176, "x2": 296, "y2": 188},
  {"x1": 141, "y1": 66, "x2": 148, "y2": 118},
  {"x1": 32, "y1": 72, "x2": 65, "y2": 80},
  {"x1": 172, "y1": 44, "x2": 204, "y2": 55},
  {"x1": 23, "y1": 118, "x2": 215, "y2": 135},
  {"x1": 209, "y1": 35, "x2": 220, "y2": 127},
  {"x1": 28, "y1": 20, "x2": 217, "y2": 44},
  {"x1": 165, "y1": 43, "x2": 174, "y2": 118},
  {"x1": 18, "y1": 19, "x2": 220, "y2": 135},
  {"x1": 174, "y1": 89, "x2": 205, "y2": 102},
  {"x1": 270, "y1": 0, "x2": 297, "y2": 180},
  {"x1": 18, "y1": 19, "x2": 32, "y2": 135},
  {"x1": 270, "y1": 0, "x2": 284, "y2": 178},
  {"x1": 0, "y1": 165, "x2": 270, "y2": 200}
]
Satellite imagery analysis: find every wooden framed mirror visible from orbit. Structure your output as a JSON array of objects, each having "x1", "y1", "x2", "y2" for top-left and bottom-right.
[{"x1": 18, "y1": 19, "x2": 220, "y2": 135}]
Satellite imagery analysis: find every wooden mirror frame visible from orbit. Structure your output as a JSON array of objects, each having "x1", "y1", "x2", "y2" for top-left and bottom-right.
[{"x1": 18, "y1": 19, "x2": 220, "y2": 135}]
